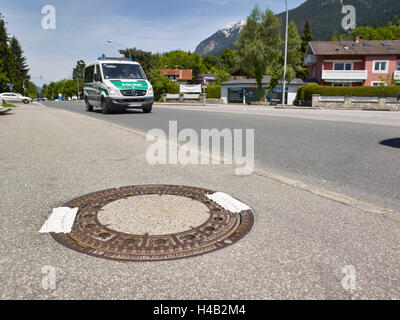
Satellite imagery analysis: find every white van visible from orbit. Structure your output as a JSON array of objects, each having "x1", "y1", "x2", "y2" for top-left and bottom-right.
[{"x1": 83, "y1": 57, "x2": 154, "y2": 114}]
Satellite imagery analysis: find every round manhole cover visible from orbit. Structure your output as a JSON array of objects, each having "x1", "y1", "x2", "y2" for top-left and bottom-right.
[{"x1": 51, "y1": 185, "x2": 254, "y2": 262}]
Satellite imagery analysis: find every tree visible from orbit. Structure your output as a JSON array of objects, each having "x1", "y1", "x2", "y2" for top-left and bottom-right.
[
  {"x1": 0, "y1": 14, "x2": 10, "y2": 92},
  {"x1": 301, "y1": 20, "x2": 312, "y2": 56},
  {"x1": 299, "y1": 20, "x2": 312, "y2": 79},
  {"x1": 41, "y1": 84, "x2": 47, "y2": 97},
  {"x1": 331, "y1": 29, "x2": 340, "y2": 41},
  {"x1": 0, "y1": 14, "x2": 31, "y2": 94},
  {"x1": 72, "y1": 60, "x2": 85, "y2": 97},
  {"x1": 122, "y1": 48, "x2": 159, "y2": 74},
  {"x1": 149, "y1": 69, "x2": 179, "y2": 101},
  {"x1": 63, "y1": 79, "x2": 78, "y2": 98},
  {"x1": 203, "y1": 55, "x2": 219, "y2": 71},
  {"x1": 237, "y1": 6, "x2": 282, "y2": 99},
  {"x1": 8, "y1": 36, "x2": 29, "y2": 93},
  {"x1": 219, "y1": 49, "x2": 236, "y2": 73},
  {"x1": 45, "y1": 82, "x2": 57, "y2": 100},
  {"x1": 286, "y1": 21, "x2": 305, "y2": 81},
  {"x1": 24, "y1": 80, "x2": 38, "y2": 98},
  {"x1": 215, "y1": 69, "x2": 230, "y2": 84},
  {"x1": 158, "y1": 50, "x2": 206, "y2": 77}
]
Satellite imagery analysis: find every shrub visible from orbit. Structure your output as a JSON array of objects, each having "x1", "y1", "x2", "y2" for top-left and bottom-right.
[
  {"x1": 296, "y1": 83, "x2": 319, "y2": 101},
  {"x1": 206, "y1": 85, "x2": 221, "y2": 99},
  {"x1": 297, "y1": 84, "x2": 400, "y2": 101},
  {"x1": 150, "y1": 69, "x2": 180, "y2": 100}
]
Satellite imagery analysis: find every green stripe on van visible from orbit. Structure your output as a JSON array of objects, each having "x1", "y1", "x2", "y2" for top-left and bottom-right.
[{"x1": 111, "y1": 81, "x2": 148, "y2": 90}]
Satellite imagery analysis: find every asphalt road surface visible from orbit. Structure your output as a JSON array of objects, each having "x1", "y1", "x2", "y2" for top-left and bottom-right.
[
  {"x1": 2, "y1": 103, "x2": 400, "y2": 299},
  {"x1": 43, "y1": 101, "x2": 400, "y2": 211}
]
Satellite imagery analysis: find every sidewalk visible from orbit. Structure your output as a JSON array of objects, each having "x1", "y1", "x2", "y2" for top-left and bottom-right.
[{"x1": 1, "y1": 104, "x2": 400, "y2": 299}]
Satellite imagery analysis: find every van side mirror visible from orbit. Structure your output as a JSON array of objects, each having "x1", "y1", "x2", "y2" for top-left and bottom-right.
[
  {"x1": 94, "y1": 73, "x2": 101, "y2": 82},
  {"x1": 146, "y1": 74, "x2": 151, "y2": 81}
]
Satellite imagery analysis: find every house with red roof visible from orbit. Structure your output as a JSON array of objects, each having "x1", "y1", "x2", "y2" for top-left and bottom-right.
[
  {"x1": 304, "y1": 37, "x2": 400, "y2": 87},
  {"x1": 160, "y1": 67, "x2": 193, "y2": 85}
]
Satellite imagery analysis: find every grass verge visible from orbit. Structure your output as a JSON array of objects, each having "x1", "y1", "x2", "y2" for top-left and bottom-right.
[{"x1": 2, "y1": 102, "x2": 17, "y2": 108}]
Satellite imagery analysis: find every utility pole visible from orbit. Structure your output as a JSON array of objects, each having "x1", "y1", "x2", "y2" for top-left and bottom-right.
[
  {"x1": 76, "y1": 78, "x2": 80, "y2": 100},
  {"x1": 282, "y1": 0, "x2": 289, "y2": 108},
  {"x1": 203, "y1": 80, "x2": 206, "y2": 106}
]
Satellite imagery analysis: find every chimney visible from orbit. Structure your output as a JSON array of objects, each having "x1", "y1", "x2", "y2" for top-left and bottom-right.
[
  {"x1": 175, "y1": 65, "x2": 178, "y2": 70},
  {"x1": 355, "y1": 35, "x2": 361, "y2": 43}
]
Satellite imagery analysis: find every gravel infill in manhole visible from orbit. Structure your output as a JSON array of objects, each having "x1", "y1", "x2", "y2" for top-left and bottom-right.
[{"x1": 51, "y1": 185, "x2": 254, "y2": 262}]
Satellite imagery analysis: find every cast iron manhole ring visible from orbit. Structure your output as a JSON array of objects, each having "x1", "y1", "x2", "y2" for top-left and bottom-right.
[{"x1": 51, "y1": 185, "x2": 254, "y2": 262}]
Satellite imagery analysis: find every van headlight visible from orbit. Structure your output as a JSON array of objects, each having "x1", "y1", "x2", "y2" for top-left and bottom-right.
[
  {"x1": 107, "y1": 87, "x2": 120, "y2": 96},
  {"x1": 147, "y1": 86, "x2": 154, "y2": 96}
]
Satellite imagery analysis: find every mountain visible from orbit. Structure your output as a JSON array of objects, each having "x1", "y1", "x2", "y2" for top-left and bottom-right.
[
  {"x1": 194, "y1": 0, "x2": 400, "y2": 56},
  {"x1": 194, "y1": 21, "x2": 245, "y2": 57},
  {"x1": 277, "y1": 0, "x2": 400, "y2": 41}
]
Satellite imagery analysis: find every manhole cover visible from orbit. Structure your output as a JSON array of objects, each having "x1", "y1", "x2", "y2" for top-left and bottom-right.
[{"x1": 51, "y1": 185, "x2": 254, "y2": 262}]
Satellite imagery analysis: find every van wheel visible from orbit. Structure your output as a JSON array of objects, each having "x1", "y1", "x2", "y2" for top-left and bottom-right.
[
  {"x1": 101, "y1": 98, "x2": 111, "y2": 114},
  {"x1": 142, "y1": 103, "x2": 152, "y2": 113},
  {"x1": 23, "y1": 99, "x2": 29, "y2": 104},
  {"x1": 85, "y1": 97, "x2": 93, "y2": 112}
]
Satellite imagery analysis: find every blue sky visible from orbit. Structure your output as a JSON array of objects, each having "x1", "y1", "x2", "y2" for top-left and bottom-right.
[{"x1": 0, "y1": 0, "x2": 306, "y2": 85}]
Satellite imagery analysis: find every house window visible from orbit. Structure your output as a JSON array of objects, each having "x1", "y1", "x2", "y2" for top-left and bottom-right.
[
  {"x1": 373, "y1": 61, "x2": 388, "y2": 73},
  {"x1": 334, "y1": 63, "x2": 353, "y2": 71},
  {"x1": 397, "y1": 62, "x2": 400, "y2": 71},
  {"x1": 332, "y1": 83, "x2": 352, "y2": 87},
  {"x1": 371, "y1": 81, "x2": 386, "y2": 86}
]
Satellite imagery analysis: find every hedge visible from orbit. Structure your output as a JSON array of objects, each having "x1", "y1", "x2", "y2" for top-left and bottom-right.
[
  {"x1": 297, "y1": 84, "x2": 400, "y2": 101},
  {"x1": 206, "y1": 85, "x2": 221, "y2": 99}
]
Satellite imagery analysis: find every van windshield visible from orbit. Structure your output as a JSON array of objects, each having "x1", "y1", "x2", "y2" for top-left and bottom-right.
[{"x1": 102, "y1": 63, "x2": 146, "y2": 80}]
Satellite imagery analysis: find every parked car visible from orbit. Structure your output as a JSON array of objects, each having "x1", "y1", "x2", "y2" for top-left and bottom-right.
[{"x1": 0, "y1": 92, "x2": 32, "y2": 104}]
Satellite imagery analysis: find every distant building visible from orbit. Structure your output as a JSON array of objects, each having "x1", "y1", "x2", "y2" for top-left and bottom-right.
[
  {"x1": 160, "y1": 67, "x2": 192, "y2": 85},
  {"x1": 194, "y1": 73, "x2": 217, "y2": 85},
  {"x1": 220, "y1": 76, "x2": 307, "y2": 105},
  {"x1": 304, "y1": 38, "x2": 400, "y2": 87},
  {"x1": 229, "y1": 69, "x2": 247, "y2": 80}
]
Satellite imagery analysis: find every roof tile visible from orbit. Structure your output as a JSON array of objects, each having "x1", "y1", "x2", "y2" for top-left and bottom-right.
[{"x1": 310, "y1": 40, "x2": 400, "y2": 56}]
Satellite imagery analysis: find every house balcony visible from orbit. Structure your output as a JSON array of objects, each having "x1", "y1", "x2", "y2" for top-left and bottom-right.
[
  {"x1": 393, "y1": 70, "x2": 400, "y2": 81},
  {"x1": 322, "y1": 70, "x2": 368, "y2": 82}
]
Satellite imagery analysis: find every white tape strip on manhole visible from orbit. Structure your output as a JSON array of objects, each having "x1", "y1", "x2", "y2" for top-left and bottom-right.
[
  {"x1": 39, "y1": 207, "x2": 79, "y2": 233},
  {"x1": 206, "y1": 192, "x2": 251, "y2": 213}
]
